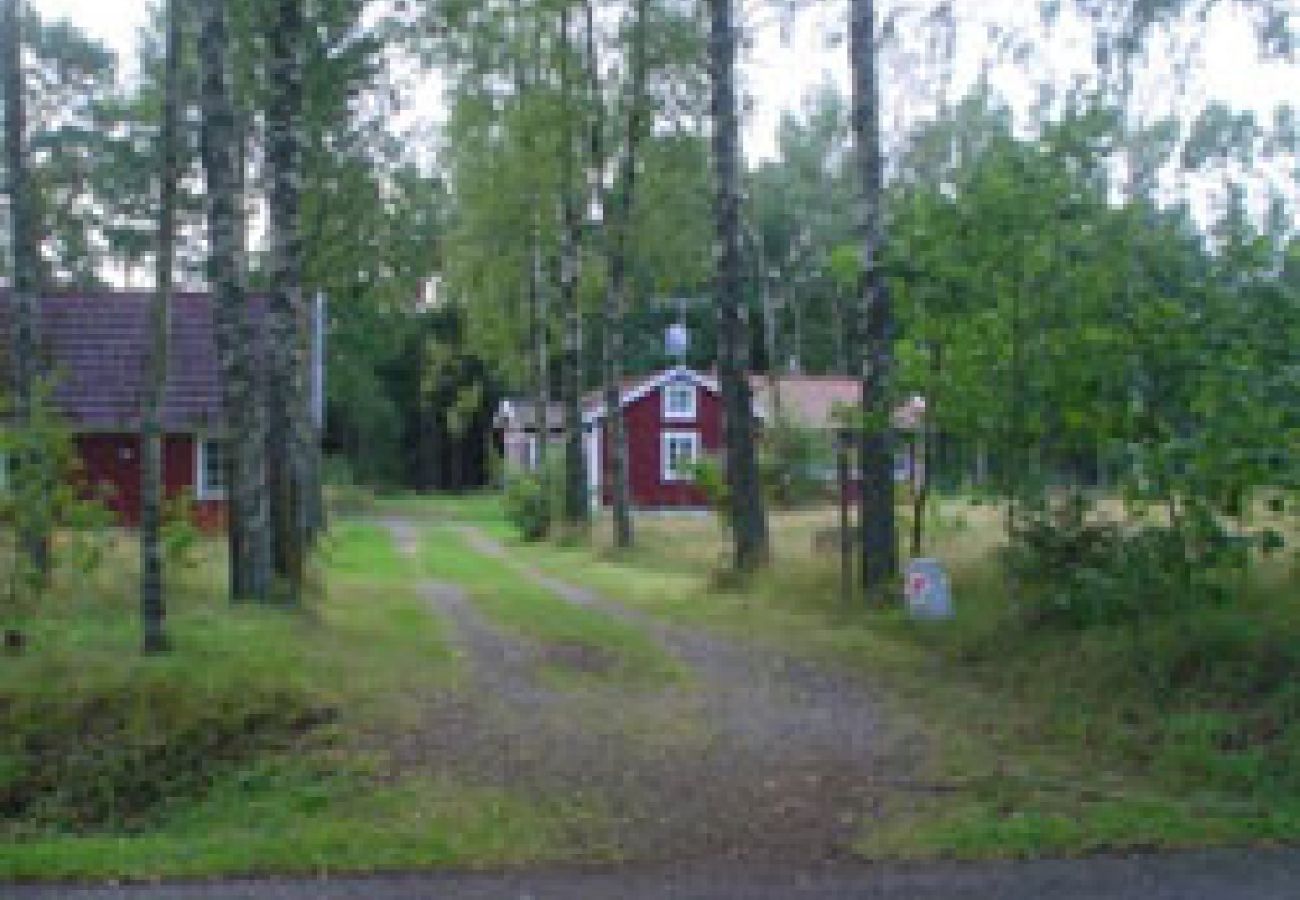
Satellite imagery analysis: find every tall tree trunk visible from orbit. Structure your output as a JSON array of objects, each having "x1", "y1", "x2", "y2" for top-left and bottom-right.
[
  {"x1": 708, "y1": 0, "x2": 769, "y2": 571},
  {"x1": 301, "y1": 291, "x2": 326, "y2": 541},
  {"x1": 140, "y1": 0, "x2": 181, "y2": 654},
  {"x1": 200, "y1": 0, "x2": 271, "y2": 603},
  {"x1": 4, "y1": 0, "x2": 47, "y2": 582},
  {"x1": 559, "y1": 4, "x2": 588, "y2": 529},
  {"x1": 266, "y1": 0, "x2": 307, "y2": 603},
  {"x1": 533, "y1": 225, "x2": 551, "y2": 490},
  {"x1": 850, "y1": 0, "x2": 898, "y2": 594},
  {"x1": 601, "y1": 0, "x2": 648, "y2": 550},
  {"x1": 911, "y1": 342, "x2": 940, "y2": 558}
]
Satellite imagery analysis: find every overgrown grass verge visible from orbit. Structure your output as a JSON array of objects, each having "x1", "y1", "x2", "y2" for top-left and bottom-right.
[
  {"x1": 420, "y1": 526, "x2": 683, "y2": 689},
  {"x1": 0, "y1": 776, "x2": 606, "y2": 881},
  {"x1": 0, "y1": 521, "x2": 601, "y2": 881}
]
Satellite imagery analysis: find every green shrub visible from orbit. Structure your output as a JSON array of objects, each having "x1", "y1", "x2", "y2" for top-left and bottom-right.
[
  {"x1": 759, "y1": 417, "x2": 832, "y2": 509},
  {"x1": 0, "y1": 380, "x2": 113, "y2": 632},
  {"x1": 161, "y1": 492, "x2": 202, "y2": 572},
  {"x1": 687, "y1": 455, "x2": 730, "y2": 524},
  {"x1": 504, "y1": 471, "x2": 552, "y2": 541},
  {"x1": 1003, "y1": 496, "x2": 1237, "y2": 630}
]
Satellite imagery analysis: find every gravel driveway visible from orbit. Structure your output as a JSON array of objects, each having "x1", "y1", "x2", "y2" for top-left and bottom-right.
[{"x1": 381, "y1": 521, "x2": 916, "y2": 862}]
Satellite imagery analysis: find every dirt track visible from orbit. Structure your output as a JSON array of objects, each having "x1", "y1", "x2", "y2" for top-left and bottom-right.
[{"x1": 383, "y1": 521, "x2": 915, "y2": 863}]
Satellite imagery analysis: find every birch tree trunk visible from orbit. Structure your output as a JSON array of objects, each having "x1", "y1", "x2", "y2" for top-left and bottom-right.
[
  {"x1": 200, "y1": 0, "x2": 271, "y2": 603},
  {"x1": 3, "y1": 0, "x2": 47, "y2": 581},
  {"x1": 559, "y1": 4, "x2": 588, "y2": 529},
  {"x1": 266, "y1": 0, "x2": 308, "y2": 602},
  {"x1": 140, "y1": 0, "x2": 181, "y2": 653},
  {"x1": 601, "y1": 0, "x2": 649, "y2": 550},
  {"x1": 708, "y1": 0, "x2": 769, "y2": 571},
  {"x1": 850, "y1": 0, "x2": 899, "y2": 593}
]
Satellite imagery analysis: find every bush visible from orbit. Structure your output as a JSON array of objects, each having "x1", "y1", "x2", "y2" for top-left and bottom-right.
[
  {"x1": 688, "y1": 455, "x2": 730, "y2": 524},
  {"x1": 759, "y1": 417, "x2": 832, "y2": 509},
  {"x1": 1003, "y1": 496, "x2": 1236, "y2": 630},
  {"x1": 504, "y1": 470, "x2": 552, "y2": 541}
]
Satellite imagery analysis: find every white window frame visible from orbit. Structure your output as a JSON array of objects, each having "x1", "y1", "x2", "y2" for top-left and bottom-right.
[
  {"x1": 662, "y1": 382, "x2": 697, "y2": 421},
  {"x1": 196, "y1": 438, "x2": 228, "y2": 501},
  {"x1": 661, "y1": 430, "x2": 700, "y2": 483}
]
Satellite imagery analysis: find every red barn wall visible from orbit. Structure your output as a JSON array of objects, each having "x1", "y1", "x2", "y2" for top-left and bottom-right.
[
  {"x1": 601, "y1": 382, "x2": 724, "y2": 508},
  {"x1": 74, "y1": 433, "x2": 224, "y2": 529}
]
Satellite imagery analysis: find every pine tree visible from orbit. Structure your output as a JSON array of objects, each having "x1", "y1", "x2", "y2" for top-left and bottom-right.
[
  {"x1": 707, "y1": 0, "x2": 769, "y2": 571},
  {"x1": 140, "y1": 0, "x2": 181, "y2": 653}
]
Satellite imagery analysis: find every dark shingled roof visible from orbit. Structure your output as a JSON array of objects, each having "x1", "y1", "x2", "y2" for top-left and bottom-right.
[{"x1": 0, "y1": 292, "x2": 264, "y2": 431}]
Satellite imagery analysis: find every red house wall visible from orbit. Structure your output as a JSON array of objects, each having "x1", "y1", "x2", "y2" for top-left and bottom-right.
[
  {"x1": 601, "y1": 382, "x2": 724, "y2": 508},
  {"x1": 74, "y1": 433, "x2": 225, "y2": 530}
]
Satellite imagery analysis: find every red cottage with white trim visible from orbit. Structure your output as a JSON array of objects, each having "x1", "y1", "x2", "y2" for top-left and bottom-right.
[
  {"x1": 586, "y1": 367, "x2": 726, "y2": 510},
  {"x1": 496, "y1": 367, "x2": 924, "y2": 511}
]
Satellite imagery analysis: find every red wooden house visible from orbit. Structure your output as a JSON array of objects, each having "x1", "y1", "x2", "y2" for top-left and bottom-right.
[
  {"x1": 1, "y1": 292, "x2": 325, "y2": 528},
  {"x1": 584, "y1": 367, "x2": 726, "y2": 509},
  {"x1": 498, "y1": 366, "x2": 924, "y2": 511}
]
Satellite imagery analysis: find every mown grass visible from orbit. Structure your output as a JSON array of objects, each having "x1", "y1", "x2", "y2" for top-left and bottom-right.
[
  {"x1": 419, "y1": 525, "x2": 683, "y2": 689},
  {"x1": 0, "y1": 520, "x2": 606, "y2": 882},
  {"x1": 415, "y1": 491, "x2": 1300, "y2": 860}
]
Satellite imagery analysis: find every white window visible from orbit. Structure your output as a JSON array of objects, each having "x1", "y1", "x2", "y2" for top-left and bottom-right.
[
  {"x1": 197, "y1": 439, "x2": 228, "y2": 500},
  {"x1": 663, "y1": 383, "x2": 697, "y2": 421},
  {"x1": 661, "y1": 430, "x2": 700, "y2": 483}
]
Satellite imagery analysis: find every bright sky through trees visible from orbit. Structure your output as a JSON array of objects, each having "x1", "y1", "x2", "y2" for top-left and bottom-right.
[{"x1": 40, "y1": 0, "x2": 1300, "y2": 162}]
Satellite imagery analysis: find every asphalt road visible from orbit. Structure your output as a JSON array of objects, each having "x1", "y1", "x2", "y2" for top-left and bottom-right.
[{"x1": 10, "y1": 850, "x2": 1300, "y2": 900}]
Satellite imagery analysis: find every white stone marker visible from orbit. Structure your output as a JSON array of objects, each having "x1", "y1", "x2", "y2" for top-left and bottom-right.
[{"x1": 905, "y1": 558, "x2": 954, "y2": 620}]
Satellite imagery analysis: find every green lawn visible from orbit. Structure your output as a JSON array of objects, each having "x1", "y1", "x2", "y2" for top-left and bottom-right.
[{"x1": 0, "y1": 520, "x2": 604, "y2": 881}]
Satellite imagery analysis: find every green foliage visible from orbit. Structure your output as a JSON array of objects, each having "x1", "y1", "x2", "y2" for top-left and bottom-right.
[
  {"x1": 161, "y1": 492, "x2": 202, "y2": 573},
  {"x1": 0, "y1": 381, "x2": 112, "y2": 623},
  {"x1": 687, "y1": 455, "x2": 730, "y2": 523},
  {"x1": 1003, "y1": 497, "x2": 1232, "y2": 630},
  {"x1": 503, "y1": 466, "x2": 556, "y2": 542},
  {"x1": 759, "y1": 416, "x2": 832, "y2": 509}
]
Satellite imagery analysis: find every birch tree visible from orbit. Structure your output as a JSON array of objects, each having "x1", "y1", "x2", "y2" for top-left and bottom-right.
[
  {"x1": 265, "y1": 0, "x2": 308, "y2": 601},
  {"x1": 200, "y1": 0, "x2": 271, "y2": 603},
  {"x1": 601, "y1": 0, "x2": 651, "y2": 549},
  {"x1": 559, "y1": 2, "x2": 589, "y2": 530},
  {"x1": 140, "y1": 0, "x2": 181, "y2": 653}
]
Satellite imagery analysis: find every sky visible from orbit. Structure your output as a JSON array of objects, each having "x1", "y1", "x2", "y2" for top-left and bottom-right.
[{"x1": 36, "y1": 0, "x2": 1300, "y2": 164}]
